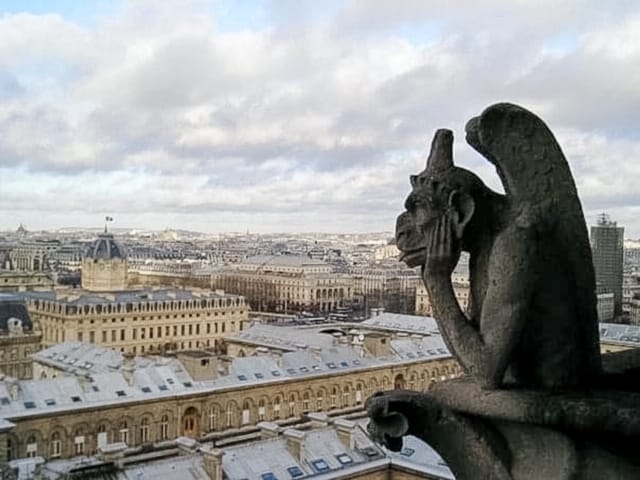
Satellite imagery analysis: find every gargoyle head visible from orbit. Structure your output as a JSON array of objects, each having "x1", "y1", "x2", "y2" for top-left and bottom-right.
[{"x1": 396, "y1": 129, "x2": 485, "y2": 268}]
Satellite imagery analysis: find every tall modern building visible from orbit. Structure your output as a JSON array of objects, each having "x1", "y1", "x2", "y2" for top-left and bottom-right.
[{"x1": 591, "y1": 214, "x2": 624, "y2": 319}]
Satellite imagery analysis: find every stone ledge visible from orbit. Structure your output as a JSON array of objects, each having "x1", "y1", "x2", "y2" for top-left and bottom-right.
[{"x1": 430, "y1": 376, "x2": 640, "y2": 436}]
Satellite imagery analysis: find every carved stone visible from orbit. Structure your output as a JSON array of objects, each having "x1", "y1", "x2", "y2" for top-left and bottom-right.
[{"x1": 367, "y1": 103, "x2": 640, "y2": 479}]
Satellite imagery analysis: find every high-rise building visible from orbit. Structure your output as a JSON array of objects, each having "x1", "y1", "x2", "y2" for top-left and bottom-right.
[{"x1": 591, "y1": 214, "x2": 624, "y2": 318}]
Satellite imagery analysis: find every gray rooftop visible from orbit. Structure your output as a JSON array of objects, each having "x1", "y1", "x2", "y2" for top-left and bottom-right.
[{"x1": 599, "y1": 322, "x2": 640, "y2": 346}]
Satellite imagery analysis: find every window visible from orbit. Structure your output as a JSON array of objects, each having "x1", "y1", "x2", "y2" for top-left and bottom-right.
[
  {"x1": 26, "y1": 436, "x2": 37, "y2": 458},
  {"x1": 120, "y1": 422, "x2": 129, "y2": 444},
  {"x1": 160, "y1": 415, "x2": 169, "y2": 440},
  {"x1": 261, "y1": 473, "x2": 278, "y2": 480},
  {"x1": 400, "y1": 447, "x2": 415, "y2": 457},
  {"x1": 311, "y1": 459, "x2": 330, "y2": 473},
  {"x1": 287, "y1": 466, "x2": 303, "y2": 478},
  {"x1": 74, "y1": 435, "x2": 85, "y2": 455},
  {"x1": 336, "y1": 453, "x2": 353, "y2": 465},
  {"x1": 116, "y1": 390, "x2": 126, "y2": 397},
  {"x1": 140, "y1": 418, "x2": 149, "y2": 443},
  {"x1": 51, "y1": 432, "x2": 61, "y2": 457}
]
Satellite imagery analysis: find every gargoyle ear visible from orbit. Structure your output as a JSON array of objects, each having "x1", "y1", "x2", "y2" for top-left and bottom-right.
[{"x1": 448, "y1": 190, "x2": 475, "y2": 239}]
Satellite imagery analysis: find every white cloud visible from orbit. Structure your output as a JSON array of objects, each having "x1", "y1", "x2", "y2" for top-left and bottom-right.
[{"x1": 1, "y1": 0, "x2": 640, "y2": 235}]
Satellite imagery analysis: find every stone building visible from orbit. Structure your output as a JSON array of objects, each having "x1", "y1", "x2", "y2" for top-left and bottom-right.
[
  {"x1": 81, "y1": 231, "x2": 128, "y2": 292},
  {"x1": 0, "y1": 295, "x2": 42, "y2": 380},
  {"x1": 0, "y1": 314, "x2": 460, "y2": 464},
  {"x1": 212, "y1": 255, "x2": 354, "y2": 313},
  {"x1": 21, "y1": 288, "x2": 248, "y2": 354},
  {"x1": 7, "y1": 240, "x2": 60, "y2": 271},
  {"x1": 24, "y1": 416, "x2": 453, "y2": 479},
  {"x1": 349, "y1": 266, "x2": 420, "y2": 315},
  {"x1": 0, "y1": 271, "x2": 54, "y2": 293},
  {"x1": 415, "y1": 274, "x2": 470, "y2": 316}
]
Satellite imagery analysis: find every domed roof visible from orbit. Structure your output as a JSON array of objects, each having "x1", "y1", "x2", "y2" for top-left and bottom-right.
[
  {"x1": 86, "y1": 232, "x2": 126, "y2": 260},
  {"x1": 0, "y1": 294, "x2": 33, "y2": 332}
]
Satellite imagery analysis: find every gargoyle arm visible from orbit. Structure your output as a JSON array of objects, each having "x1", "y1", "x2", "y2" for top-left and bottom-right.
[{"x1": 426, "y1": 225, "x2": 535, "y2": 388}]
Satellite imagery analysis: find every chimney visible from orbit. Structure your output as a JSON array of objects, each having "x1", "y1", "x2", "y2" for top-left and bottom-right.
[
  {"x1": 283, "y1": 428, "x2": 305, "y2": 461},
  {"x1": 306, "y1": 412, "x2": 329, "y2": 429},
  {"x1": 202, "y1": 446, "x2": 224, "y2": 480},
  {"x1": 334, "y1": 418, "x2": 356, "y2": 450},
  {"x1": 6, "y1": 378, "x2": 19, "y2": 401},
  {"x1": 257, "y1": 421, "x2": 280, "y2": 439},
  {"x1": 122, "y1": 357, "x2": 135, "y2": 386},
  {"x1": 310, "y1": 346, "x2": 322, "y2": 362}
]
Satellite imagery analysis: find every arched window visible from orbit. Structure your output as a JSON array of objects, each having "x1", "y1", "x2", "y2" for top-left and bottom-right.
[
  {"x1": 26, "y1": 435, "x2": 37, "y2": 458},
  {"x1": 74, "y1": 428, "x2": 85, "y2": 455},
  {"x1": 139, "y1": 418, "x2": 150, "y2": 444},
  {"x1": 273, "y1": 396, "x2": 282, "y2": 419},
  {"x1": 120, "y1": 420, "x2": 129, "y2": 444},
  {"x1": 51, "y1": 432, "x2": 62, "y2": 458},
  {"x1": 258, "y1": 399, "x2": 266, "y2": 421},
  {"x1": 160, "y1": 415, "x2": 169, "y2": 440},
  {"x1": 242, "y1": 400, "x2": 251, "y2": 425},
  {"x1": 208, "y1": 407, "x2": 218, "y2": 431},
  {"x1": 302, "y1": 391, "x2": 310, "y2": 413}
]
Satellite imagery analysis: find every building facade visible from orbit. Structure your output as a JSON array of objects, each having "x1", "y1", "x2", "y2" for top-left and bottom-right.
[
  {"x1": 0, "y1": 315, "x2": 460, "y2": 464},
  {"x1": 22, "y1": 288, "x2": 248, "y2": 354},
  {"x1": 591, "y1": 214, "x2": 624, "y2": 318},
  {"x1": 212, "y1": 256, "x2": 354, "y2": 313},
  {"x1": 0, "y1": 295, "x2": 42, "y2": 380},
  {"x1": 7, "y1": 240, "x2": 60, "y2": 272},
  {"x1": 415, "y1": 275, "x2": 470, "y2": 316}
]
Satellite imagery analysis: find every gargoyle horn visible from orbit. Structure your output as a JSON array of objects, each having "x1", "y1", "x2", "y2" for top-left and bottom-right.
[{"x1": 426, "y1": 128, "x2": 454, "y2": 174}]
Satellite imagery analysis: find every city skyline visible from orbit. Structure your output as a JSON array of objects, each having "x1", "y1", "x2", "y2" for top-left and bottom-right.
[{"x1": 2, "y1": 1, "x2": 640, "y2": 235}]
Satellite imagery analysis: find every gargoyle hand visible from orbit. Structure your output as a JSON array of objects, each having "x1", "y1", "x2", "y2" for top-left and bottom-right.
[
  {"x1": 366, "y1": 392, "x2": 409, "y2": 452},
  {"x1": 423, "y1": 210, "x2": 459, "y2": 277}
]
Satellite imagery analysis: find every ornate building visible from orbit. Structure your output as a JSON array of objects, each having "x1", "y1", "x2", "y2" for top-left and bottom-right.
[
  {"x1": 8, "y1": 240, "x2": 60, "y2": 271},
  {"x1": 0, "y1": 314, "x2": 460, "y2": 465},
  {"x1": 212, "y1": 256, "x2": 354, "y2": 313},
  {"x1": 0, "y1": 294, "x2": 41, "y2": 379},
  {"x1": 415, "y1": 274, "x2": 470, "y2": 316},
  {"x1": 21, "y1": 288, "x2": 248, "y2": 354},
  {"x1": 81, "y1": 231, "x2": 128, "y2": 291},
  {"x1": 0, "y1": 271, "x2": 54, "y2": 293}
]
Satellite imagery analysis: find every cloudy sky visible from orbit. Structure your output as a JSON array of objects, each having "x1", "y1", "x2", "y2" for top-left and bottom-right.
[{"x1": 1, "y1": 0, "x2": 639, "y2": 235}]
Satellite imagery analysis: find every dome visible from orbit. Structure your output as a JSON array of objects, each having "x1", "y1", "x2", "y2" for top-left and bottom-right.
[
  {"x1": 86, "y1": 233, "x2": 126, "y2": 260},
  {"x1": 0, "y1": 295, "x2": 33, "y2": 332}
]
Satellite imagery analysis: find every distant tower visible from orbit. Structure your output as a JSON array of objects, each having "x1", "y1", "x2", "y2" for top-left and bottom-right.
[
  {"x1": 590, "y1": 213, "x2": 624, "y2": 318},
  {"x1": 81, "y1": 230, "x2": 128, "y2": 291}
]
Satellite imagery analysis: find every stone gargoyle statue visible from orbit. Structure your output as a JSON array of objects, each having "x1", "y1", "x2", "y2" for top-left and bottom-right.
[{"x1": 366, "y1": 103, "x2": 640, "y2": 479}]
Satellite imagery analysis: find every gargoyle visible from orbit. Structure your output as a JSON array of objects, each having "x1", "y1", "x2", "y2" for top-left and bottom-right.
[{"x1": 396, "y1": 103, "x2": 602, "y2": 389}]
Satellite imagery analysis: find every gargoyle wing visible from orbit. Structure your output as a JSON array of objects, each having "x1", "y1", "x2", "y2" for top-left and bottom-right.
[
  {"x1": 465, "y1": 102, "x2": 579, "y2": 220},
  {"x1": 465, "y1": 103, "x2": 600, "y2": 373}
]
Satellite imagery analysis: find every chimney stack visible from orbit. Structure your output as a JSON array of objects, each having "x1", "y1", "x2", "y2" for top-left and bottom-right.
[
  {"x1": 202, "y1": 447, "x2": 224, "y2": 480},
  {"x1": 334, "y1": 418, "x2": 356, "y2": 450},
  {"x1": 283, "y1": 428, "x2": 306, "y2": 461},
  {"x1": 257, "y1": 421, "x2": 280, "y2": 439},
  {"x1": 306, "y1": 412, "x2": 329, "y2": 429}
]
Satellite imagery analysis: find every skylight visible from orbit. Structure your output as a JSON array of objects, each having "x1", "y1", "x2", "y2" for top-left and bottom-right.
[
  {"x1": 311, "y1": 459, "x2": 330, "y2": 472},
  {"x1": 286, "y1": 466, "x2": 303, "y2": 478},
  {"x1": 24, "y1": 401, "x2": 37, "y2": 409}
]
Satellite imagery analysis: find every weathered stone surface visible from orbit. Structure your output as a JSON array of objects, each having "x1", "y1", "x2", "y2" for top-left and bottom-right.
[{"x1": 367, "y1": 103, "x2": 640, "y2": 479}]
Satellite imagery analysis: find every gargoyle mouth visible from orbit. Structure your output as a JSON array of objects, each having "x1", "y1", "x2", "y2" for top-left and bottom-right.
[{"x1": 399, "y1": 248, "x2": 426, "y2": 268}]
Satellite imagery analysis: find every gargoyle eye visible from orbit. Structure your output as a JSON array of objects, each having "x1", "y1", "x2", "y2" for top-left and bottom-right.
[{"x1": 410, "y1": 175, "x2": 418, "y2": 188}]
